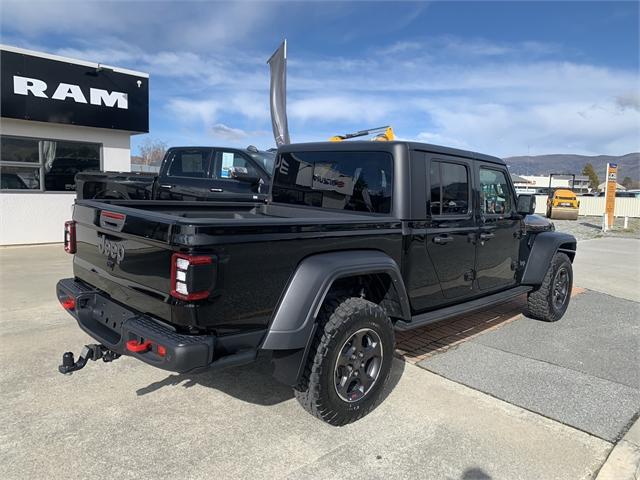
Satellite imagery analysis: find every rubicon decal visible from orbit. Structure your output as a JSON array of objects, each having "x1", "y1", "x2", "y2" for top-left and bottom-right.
[
  {"x1": 13, "y1": 75, "x2": 129, "y2": 109},
  {"x1": 97, "y1": 235, "x2": 125, "y2": 264}
]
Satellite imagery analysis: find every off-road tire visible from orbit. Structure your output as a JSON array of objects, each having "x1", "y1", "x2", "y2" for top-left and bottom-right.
[
  {"x1": 294, "y1": 297, "x2": 395, "y2": 426},
  {"x1": 525, "y1": 252, "x2": 573, "y2": 322}
]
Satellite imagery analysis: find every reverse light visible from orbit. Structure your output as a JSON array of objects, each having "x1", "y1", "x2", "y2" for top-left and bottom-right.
[
  {"x1": 170, "y1": 253, "x2": 215, "y2": 301},
  {"x1": 64, "y1": 220, "x2": 76, "y2": 254}
]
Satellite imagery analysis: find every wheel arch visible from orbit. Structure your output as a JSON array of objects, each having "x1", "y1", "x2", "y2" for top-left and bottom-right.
[
  {"x1": 262, "y1": 250, "x2": 410, "y2": 386},
  {"x1": 521, "y1": 232, "x2": 577, "y2": 285}
]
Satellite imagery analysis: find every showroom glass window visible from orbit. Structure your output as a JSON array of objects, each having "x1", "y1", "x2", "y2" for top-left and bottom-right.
[{"x1": 0, "y1": 135, "x2": 101, "y2": 192}]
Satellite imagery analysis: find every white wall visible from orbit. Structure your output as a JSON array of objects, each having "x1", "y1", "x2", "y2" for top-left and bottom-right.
[
  {"x1": 534, "y1": 195, "x2": 640, "y2": 218},
  {"x1": 1, "y1": 118, "x2": 133, "y2": 245}
]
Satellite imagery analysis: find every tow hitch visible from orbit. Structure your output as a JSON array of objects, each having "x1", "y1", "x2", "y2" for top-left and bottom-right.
[{"x1": 58, "y1": 344, "x2": 121, "y2": 374}]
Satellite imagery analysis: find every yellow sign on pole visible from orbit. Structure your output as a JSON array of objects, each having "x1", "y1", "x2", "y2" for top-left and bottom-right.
[{"x1": 603, "y1": 163, "x2": 617, "y2": 230}]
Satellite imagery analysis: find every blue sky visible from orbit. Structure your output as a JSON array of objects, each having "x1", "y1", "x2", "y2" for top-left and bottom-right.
[{"x1": 1, "y1": 1, "x2": 638, "y2": 157}]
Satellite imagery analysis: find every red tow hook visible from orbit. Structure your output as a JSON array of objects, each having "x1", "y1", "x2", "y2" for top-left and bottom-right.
[{"x1": 126, "y1": 340, "x2": 152, "y2": 353}]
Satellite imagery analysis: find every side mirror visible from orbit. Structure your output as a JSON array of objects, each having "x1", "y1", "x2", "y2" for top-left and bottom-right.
[
  {"x1": 229, "y1": 166, "x2": 260, "y2": 185},
  {"x1": 517, "y1": 194, "x2": 536, "y2": 215}
]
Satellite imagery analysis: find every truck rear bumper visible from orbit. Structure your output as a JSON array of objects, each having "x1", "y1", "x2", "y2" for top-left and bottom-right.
[{"x1": 57, "y1": 278, "x2": 220, "y2": 373}]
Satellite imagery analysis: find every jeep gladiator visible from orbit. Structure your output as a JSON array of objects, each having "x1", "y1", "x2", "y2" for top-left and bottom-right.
[
  {"x1": 76, "y1": 145, "x2": 274, "y2": 202},
  {"x1": 57, "y1": 141, "x2": 576, "y2": 425}
]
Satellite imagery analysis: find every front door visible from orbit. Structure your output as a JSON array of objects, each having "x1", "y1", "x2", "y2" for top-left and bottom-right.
[
  {"x1": 209, "y1": 149, "x2": 269, "y2": 198},
  {"x1": 475, "y1": 164, "x2": 521, "y2": 291},
  {"x1": 426, "y1": 157, "x2": 478, "y2": 301}
]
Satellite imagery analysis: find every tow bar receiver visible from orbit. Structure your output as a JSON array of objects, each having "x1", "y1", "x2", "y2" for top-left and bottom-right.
[{"x1": 58, "y1": 344, "x2": 121, "y2": 374}]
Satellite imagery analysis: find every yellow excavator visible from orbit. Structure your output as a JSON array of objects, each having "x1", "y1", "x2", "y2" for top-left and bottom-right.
[{"x1": 329, "y1": 126, "x2": 395, "y2": 142}]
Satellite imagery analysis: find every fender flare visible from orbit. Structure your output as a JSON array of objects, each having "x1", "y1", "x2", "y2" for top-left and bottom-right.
[
  {"x1": 520, "y1": 231, "x2": 577, "y2": 285},
  {"x1": 261, "y1": 250, "x2": 410, "y2": 352}
]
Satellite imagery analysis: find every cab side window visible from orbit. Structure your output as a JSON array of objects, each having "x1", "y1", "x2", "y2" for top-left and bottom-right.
[
  {"x1": 213, "y1": 151, "x2": 259, "y2": 180},
  {"x1": 166, "y1": 150, "x2": 210, "y2": 178},
  {"x1": 479, "y1": 168, "x2": 514, "y2": 215},
  {"x1": 430, "y1": 161, "x2": 469, "y2": 216}
]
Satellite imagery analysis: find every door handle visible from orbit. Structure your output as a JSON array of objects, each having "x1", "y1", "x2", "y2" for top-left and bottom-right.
[
  {"x1": 433, "y1": 235, "x2": 454, "y2": 245},
  {"x1": 209, "y1": 188, "x2": 224, "y2": 192},
  {"x1": 159, "y1": 184, "x2": 173, "y2": 189},
  {"x1": 479, "y1": 232, "x2": 495, "y2": 241}
]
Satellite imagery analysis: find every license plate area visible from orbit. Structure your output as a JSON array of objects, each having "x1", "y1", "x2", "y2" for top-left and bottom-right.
[
  {"x1": 76, "y1": 294, "x2": 135, "y2": 347},
  {"x1": 91, "y1": 296, "x2": 132, "y2": 336}
]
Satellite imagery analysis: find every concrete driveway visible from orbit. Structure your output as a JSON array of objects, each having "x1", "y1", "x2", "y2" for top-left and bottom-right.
[{"x1": 0, "y1": 244, "x2": 610, "y2": 480}]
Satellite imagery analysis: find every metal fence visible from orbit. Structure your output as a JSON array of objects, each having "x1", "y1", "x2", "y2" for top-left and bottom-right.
[{"x1": 534, "y1": 195, "x2": 640, "y2": 218}]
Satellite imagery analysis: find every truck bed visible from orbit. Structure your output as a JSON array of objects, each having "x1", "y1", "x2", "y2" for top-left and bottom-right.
[
  {"x1": 81, "y1": 199, "x2": 397, "y2": 223},
  {"x1": 70, "y1": 199, "x2": 403, "y2": 334}
]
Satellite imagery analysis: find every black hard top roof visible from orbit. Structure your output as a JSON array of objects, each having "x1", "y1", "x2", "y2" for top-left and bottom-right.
[
  {"x1": 277, "y1": 141, "x2": 505, "y2": 165},
  {"x1": 167, "y1": 146, "x2": 273, "y2": 154}
]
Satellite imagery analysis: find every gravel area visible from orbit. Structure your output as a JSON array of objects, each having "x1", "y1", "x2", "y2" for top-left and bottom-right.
[{"x1": 552, "y1": 216, "x2": 640, "y2": 241}]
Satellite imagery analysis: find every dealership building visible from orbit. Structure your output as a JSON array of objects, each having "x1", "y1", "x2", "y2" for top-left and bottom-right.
[{"x1": 0, "y1": 45, "x2": 149, "y2": 245}]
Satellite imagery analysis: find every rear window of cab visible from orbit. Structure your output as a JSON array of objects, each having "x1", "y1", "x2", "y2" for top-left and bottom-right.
[{"x1": 272, "y1": 151, "x2": 393, "y2": 214}]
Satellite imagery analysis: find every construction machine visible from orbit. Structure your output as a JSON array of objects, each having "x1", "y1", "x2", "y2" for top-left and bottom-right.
[
  {"x1": 329, "y1": 126, "x2": 395, "y2": 142},
  {"x1": 546, "y1": 173, "x2": 580, "y2": 220}
]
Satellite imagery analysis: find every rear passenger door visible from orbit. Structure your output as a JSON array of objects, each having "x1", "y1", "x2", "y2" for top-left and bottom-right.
[
  {"x1": 475, "y1": 164, "x2": 521, "y2": 291},
  {"x1": 426, "y1": 157, "x2": 478, "y2": 300},
  {"x1": 156, "y1": 148, "x2": 216, "y2": 201}
]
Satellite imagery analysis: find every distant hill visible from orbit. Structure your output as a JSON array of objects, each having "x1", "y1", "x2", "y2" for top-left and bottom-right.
[{"x1": 504, "y1": 153, "x2": 640, "y2": 181}]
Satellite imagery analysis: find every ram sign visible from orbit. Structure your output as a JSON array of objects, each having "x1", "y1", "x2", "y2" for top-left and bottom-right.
[{"x1": 0, "y1": 48, "x2": 149, "y2": 132}]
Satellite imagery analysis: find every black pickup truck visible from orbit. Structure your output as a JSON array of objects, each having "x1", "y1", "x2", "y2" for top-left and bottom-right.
[
  {"x1": 76, "y1": 145, "x2": 274, "y2": 202},
  {"x1": 57, "y1": 141, "x2": 576, "y2": 426}
]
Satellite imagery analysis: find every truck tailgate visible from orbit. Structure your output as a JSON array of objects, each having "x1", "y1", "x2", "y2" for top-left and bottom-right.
[{"x1": 72, "y1": 202, "x2": 176, "y2": 323}]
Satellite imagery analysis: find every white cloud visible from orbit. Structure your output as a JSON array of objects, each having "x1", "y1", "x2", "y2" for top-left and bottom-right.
[
  {"x1": 209, "y1": 123, "x2": 248, "y2": 141},
  {"x1": 0, "y1": 1, "x2": 274, "y2": 52},
  {"x1": 4, "y1": 1, "x2": 636, "y2": 158},
  {"x1": 616, "y1": 92, "x2": 640, "y2": 112},
  {"x1": 167, "y1": 98, "x2": 220, "y2": 125},
  {"x1": 415, "y1": 97, "x2": 640, "y2": 156},
  {"x1": 230, "y1": 93, "x2": 270, "y2": 120},
  {"x1": 289, "y1": 96, "x2": 394, "y2": 123}
]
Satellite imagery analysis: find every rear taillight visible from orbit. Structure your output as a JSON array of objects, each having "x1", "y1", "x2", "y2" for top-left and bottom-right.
[
  {"x1": 170, "y1": 253, "x2": 215, "y2": 301},
  {"x1": 61, "y1": 297, "x2": 76, "y2": 310},
  {"x1": 64, "y1": 221, "x2": 76, "y2": 254}
]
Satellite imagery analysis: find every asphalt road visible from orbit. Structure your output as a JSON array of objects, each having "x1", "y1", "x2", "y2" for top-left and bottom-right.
[
  {"x1": 420, "y1": 237, "x2": 640, "y2": 443},
  {"x1": 0, "y1": 245, "x2": 609, "y2": 480},
  {"x1": 420, "y1": 291, "x2": 640, "y2": 442}
]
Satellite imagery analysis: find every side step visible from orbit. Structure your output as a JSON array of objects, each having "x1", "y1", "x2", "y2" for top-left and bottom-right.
[{"x1": 395, "y1": 286, "x2": 532, "y2": 332}]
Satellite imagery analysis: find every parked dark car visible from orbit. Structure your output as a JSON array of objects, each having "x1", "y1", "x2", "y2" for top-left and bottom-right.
[
  {"x1": 76, "y1": 146, "x2": 275, "y2": 202},
  {"x1": 57, "y1": 141, "x2": 576, "y2": 426}
]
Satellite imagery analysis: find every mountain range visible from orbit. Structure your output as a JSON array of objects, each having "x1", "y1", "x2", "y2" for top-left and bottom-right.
[{"x1": 504, "y1": 153, "x2": 639, "y2": 182}]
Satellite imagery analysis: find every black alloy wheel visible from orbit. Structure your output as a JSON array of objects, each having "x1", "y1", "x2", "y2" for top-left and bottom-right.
[{"x1": 334, "y1": 328, "x2": 383, "y2": 403}]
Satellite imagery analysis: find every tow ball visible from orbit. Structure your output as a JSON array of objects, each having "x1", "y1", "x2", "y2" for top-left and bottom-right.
[{"x1": 58, "y1": 344, "x2": 120, "y2": 374}]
